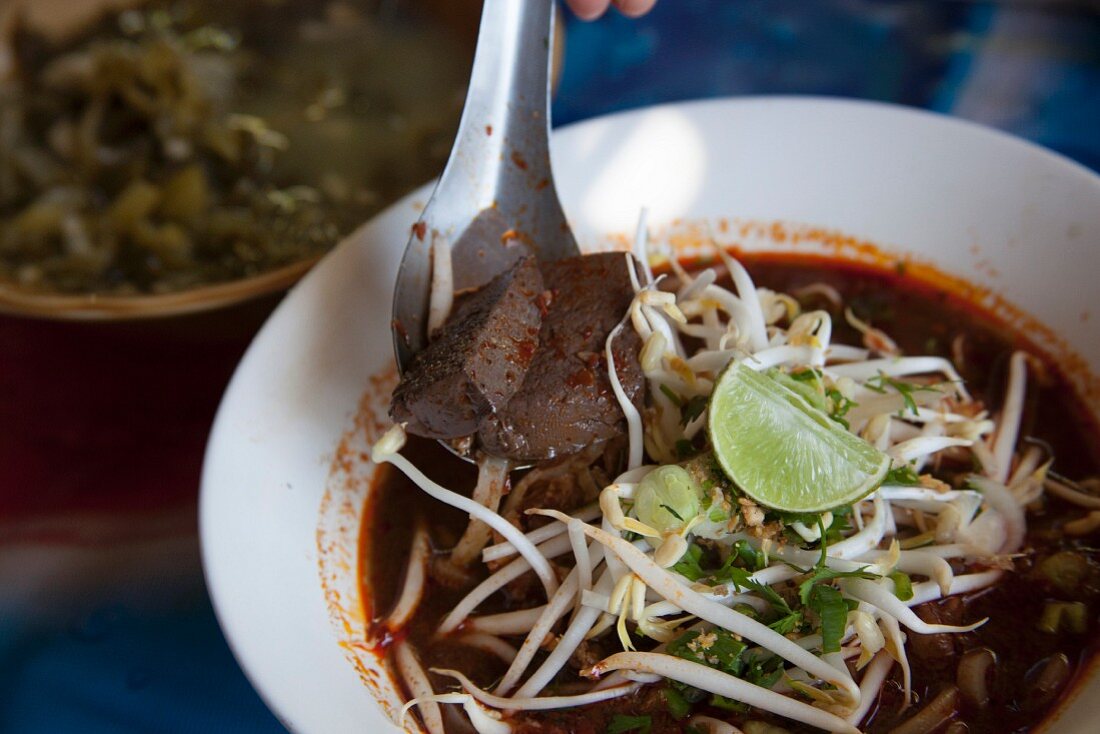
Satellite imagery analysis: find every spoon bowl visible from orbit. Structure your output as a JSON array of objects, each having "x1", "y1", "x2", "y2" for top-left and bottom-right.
[{"x1": 391, "y1": 0, "x2": 578, "y2": 372}]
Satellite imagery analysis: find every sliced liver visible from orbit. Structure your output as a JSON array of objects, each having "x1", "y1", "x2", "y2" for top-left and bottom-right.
[
  {"x1": 477, "y1": 252, "x2": 644, "y2": 462},
  {"x1": 390, "y1": 255, "x2": 543, "y2": 439}
]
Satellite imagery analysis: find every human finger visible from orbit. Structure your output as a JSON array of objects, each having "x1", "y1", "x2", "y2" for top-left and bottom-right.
[
  {"x1": 565, "y1": 0, "x2": 611, "y2": 21},
  {"x1": 611, "y1": 0, "x2": 657, "y2": 18}
]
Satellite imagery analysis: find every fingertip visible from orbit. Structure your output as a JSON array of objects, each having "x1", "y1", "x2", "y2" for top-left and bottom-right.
[
  {"x1": 612, "y1": 0, "x2": 657, "y2": 18},
  {"x1": 567, "y1": 0, "x2": 611, "y2": 21}
]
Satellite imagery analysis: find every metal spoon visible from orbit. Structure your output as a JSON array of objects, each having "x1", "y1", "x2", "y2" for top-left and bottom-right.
[{"x1": 391, "y1": 0, "x2": 578, "y2": 372}]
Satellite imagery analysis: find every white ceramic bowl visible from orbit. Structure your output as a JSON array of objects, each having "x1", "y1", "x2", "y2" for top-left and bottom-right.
[{"x1": 200, "y1": 97, "x2": 1100, "y2": 734}]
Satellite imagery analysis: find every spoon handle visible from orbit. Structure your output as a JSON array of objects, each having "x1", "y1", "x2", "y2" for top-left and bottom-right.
[
  {"x1": 393, "y1": 0, "x2": 577, "y2": 372},
  {"x1": 438, "y1": 0, "x2": 556, "y2": 214}
]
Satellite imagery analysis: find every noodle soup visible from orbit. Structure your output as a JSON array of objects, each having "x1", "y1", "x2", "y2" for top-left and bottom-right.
[{"x1": 364, "y1": 254, "x2": 1100, "y2": 734}]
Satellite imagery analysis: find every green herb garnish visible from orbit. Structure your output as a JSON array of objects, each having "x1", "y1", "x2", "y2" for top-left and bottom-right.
[
  {"x1": 663, "y1": 687, "x2": 691, "y2": 720},
  {"x1": 889, "y1": 571, "x2": 914, "y2": 601},
  {"x1": 807, "y1": 584, "x2": 848, "y2": 653},
  {"x1": 681, "y1": 395, "x2": 710, "y2": 426},
  {"x1": 607, "y1": 714, "x2": 652, "y2": 734},
  {"x1": 864, "y1": 373, "x2": 940, "y2": 416}
]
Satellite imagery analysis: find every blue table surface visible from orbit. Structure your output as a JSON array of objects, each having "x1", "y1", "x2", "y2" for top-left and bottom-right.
[{"x1": 3, "y1": 2, "x2": 1098, "y2": 732}]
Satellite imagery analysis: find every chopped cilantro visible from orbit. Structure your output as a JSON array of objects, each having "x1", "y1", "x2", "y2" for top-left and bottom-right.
[
  {"x1": 889, "y1": 571, "x2": 914, "y2": 601},
  {"x1": 773, "y1": 509, "x2": 824, "y2": 527},
  {"x1": 659, "y1": 384, "x2": 682, "y2": 407},
  {"x1": 740, "y1": 652, "x2": 786, "y2": 688},
  {"x1": 816, "y1": 516, "x2": 829, "y2": 568},
  {"x1": 790, "y1": 367, "x2": 823, "y2": 383},
  {"x1": 672, "y1": 543, "x2": 706, "y2": 581},
  {"x1": 663, "y1": 686, "x2": 691, "y2": 720},
  {"x1": 731, "y1": 539, "x2": 767, "y2": 572},
  {"x1": 826, "y1": 387, "x2": 857, "y2": 428},
  {"x1": 732, "y1": 603, "x2": 761, "y2": 620},
  {"x1": 681, "y1": 394, "x2": 709, "y2": 426},
  {"x1": 667, "y1": 629, "x2": 747, "y2": 675},
  {"x1": 824, "y1": 511, "x2": 853, "y2": 545},
  {"x1": 607, "y1": 714, "x2": 652, "y2": 734},
  {"x1": 797, "y1": 567, "x2": 877, "y2": 606},
  {"x1": 666, "y1": 629, "x2": 785, "y2": 709},
  {"x1": 884, "y1": 465, "x2": 922, "y2": 486},
  {"x1": 807, "y1": 584, "x2": 848, "y2": 653},
  {"x1": 770, "y1": 368, "x2": 828, "y2": 412},
  {"x1": 718, "y1": 565, "x2": 794, "y2": 617},
  {"x1": 769, "y1": 610, "x2": 804, "y2": 635},
  {"x1": 864, "y1": 372, "x2": 940, "y2": 416},
  {"x1": 709, "y1": 694, "x2": 748, "y2": 712}
]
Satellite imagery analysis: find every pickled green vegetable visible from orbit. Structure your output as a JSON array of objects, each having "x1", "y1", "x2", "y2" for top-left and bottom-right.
[
  {"x1": 1038, "y1": 601, "x2": 1088, "y2": 634},
  {"x1": 1038, "y1": 551, "x2": 1089, "y2": 596},
  {"x1": 0, "y1": 0, "x2": 468, "y2": 295}
]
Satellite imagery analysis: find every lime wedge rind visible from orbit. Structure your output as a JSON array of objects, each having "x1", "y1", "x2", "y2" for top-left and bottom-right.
[{"x1": 707, "y1": 362, "x2": 889, "y2": 513}]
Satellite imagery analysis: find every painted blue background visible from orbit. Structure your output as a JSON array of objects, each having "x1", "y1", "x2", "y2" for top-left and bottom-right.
[{"x1": 3, "y1": 2, "x2": 1098, "y2": 732}]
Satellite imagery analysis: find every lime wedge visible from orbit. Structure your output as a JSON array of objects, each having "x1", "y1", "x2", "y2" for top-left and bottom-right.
[{"x1": 707, "y1": 363, "x2": 889, "y2": 513}]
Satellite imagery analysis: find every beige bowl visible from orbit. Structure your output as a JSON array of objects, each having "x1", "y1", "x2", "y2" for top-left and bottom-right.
[{"x1": 0, "y1": 256, "x2": 320, "y2": 321}]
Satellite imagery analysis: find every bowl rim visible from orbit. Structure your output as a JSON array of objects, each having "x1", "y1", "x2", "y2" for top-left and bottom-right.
[
  {"x1": 0, "y1": 256, "x2": 322, "y2": 322},
  {"x1": 200, "y1": 94, "x2": 1100, "y2": 734}
]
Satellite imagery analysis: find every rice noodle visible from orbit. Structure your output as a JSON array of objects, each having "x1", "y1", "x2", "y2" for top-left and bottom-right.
[
  {"x1": 384, "y1": 523, "x2": 431, "y2": 631},
  {"x1": 716, "y1": 250, "x2": 768, "y2": 351},
  {"x1": 679, "y1": 267, "x2": 717, "y2": 303},
  {"x1": 458, "y1": 633, "x2": 519, "y2": 664},
  {"x1": 880, "y1": 613, "x2": 911, "y2": 705},
  {"x1": 372, "y1": 425, "x2": 558, "y2": 600},
  {"x1": 451, "y1": 457, "x2": 511, "y2": 567},
  {"x1": 991, "y1": 352, "x2": 1028, "y2": 484},
  {"x1": 482, "y1": 504, "x2": 602, "y2": 563},
  {"x1": 590, "y1": 652, "x2": 860, "y2": 733},
  {"x1": 496, "y1": 552, "x2": 598, "y2": 695},
  {"x1": 967, "y1": 475, "x2": 1025, "y2": 553},
  {"x1": 466, "y1": 606, "x2": 548, "y2": 636},
  {"x1": 606, "y1": 320, "x2": 644, "y2": 470},
  {"x1": 846, "y1": 650, "x2": 894, "y2": 725},
  {"x1": 437, "y1": 533, "x2": 572, "y2": 635},
  {"x1": 513, "y1": 570, "x2": 621, "y2": 699},
  {"x1": 1045, "y1": 478, "x2": 1100, "y2": 509},
  {"x1": 427, "y1": 235, "x2": 454, "y2": 336},
  {"x1": 632, "y1": 208, "x2": 654, "y2": 286},
  {"x1": 402, "y1": 693, "x2": 510, "y2": 734},
  {"x1": 395, "y1": 640, "x2": 445, "y2": 734},
  {"x1": 857, "y1": 548, "x2": 953, "y2": 594},
  {"x1": 827, "y1": 357, "x2": 968, "y2": 399},
  {"x1": 841, "y1": 578, "x2": 986, "y2": 634},
  {"x1": 907, "y1": 570, "x2": 1003, "y2": 607},
  {"x1": 688, "y1": 715, "x2": 744, "y2": 734},
  {"x1": 568, "y1": 519, "x2": 593, "y2": 617},
  {"x1": 435, "y1": 668, "x2": 642, "y2": 711},
  {"x1": 887, "y1": 685, "x2": 959, "y2": 734}
]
